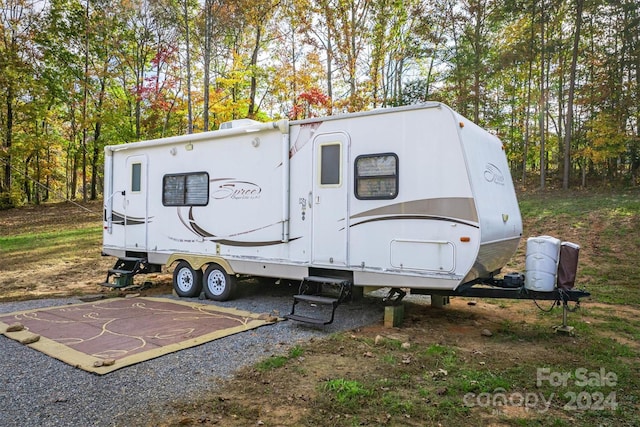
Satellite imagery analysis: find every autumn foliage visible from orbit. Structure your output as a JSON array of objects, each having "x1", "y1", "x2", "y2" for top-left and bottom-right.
[{"x1": 1, "y1": 0, "x2": 639, "y2": 207}]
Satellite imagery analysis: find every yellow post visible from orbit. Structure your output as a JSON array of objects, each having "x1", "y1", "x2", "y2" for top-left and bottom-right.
[{"x1": 384, "y1": 304, "x2": 405, "y2": 328}]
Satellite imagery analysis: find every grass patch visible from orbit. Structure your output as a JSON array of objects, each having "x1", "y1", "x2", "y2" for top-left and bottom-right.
[
  {"x1": 457, "y1": 369, "x2": 513, "y2": 393},
  {"x1": 255, "y1": 345, "x2": 304, "y2": 372},
  {"x1": 255, "y1": 355, "x2": 289, "y2": 372},
  {"x1": 322, "y1": 378, "x2": 373, "y2": 404},
  {"x1": 0, "y1": 226, "x2": 102, "y2": 270},
  {"x1": 0, "y1": 226, "x2": 100, "y2": 252}
]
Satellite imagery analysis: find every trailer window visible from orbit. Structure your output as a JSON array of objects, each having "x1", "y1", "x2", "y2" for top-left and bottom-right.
[
  {"x1": 320, "y1": 143, "x2": 341, "y2": 186},
  {"x1": 355, "y1": 153, "x2": 398, "y2": 199},
  {"x1": 163, "y1": 172, "x2": 209, "y2": 206},
  {"x1": 131, "y1": 163, "x2": 142, "y2": 192}
]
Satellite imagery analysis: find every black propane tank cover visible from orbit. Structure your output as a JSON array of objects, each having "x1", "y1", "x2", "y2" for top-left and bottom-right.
[{"x1": 557, "y1": 242, "x2": 580, "y2": 290}]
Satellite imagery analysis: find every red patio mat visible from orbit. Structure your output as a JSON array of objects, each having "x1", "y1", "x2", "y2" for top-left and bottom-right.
[{"x1": 0, "y1": 297, "x2": 278, "y2": 374}]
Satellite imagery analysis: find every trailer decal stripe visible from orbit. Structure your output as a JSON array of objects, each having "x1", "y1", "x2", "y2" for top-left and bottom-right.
[
  {"x1": 350, "y1": 197, "x2": 478, "y2": 223},
  {"x1": 175, "y1": 207, "x2": 300, "y2": 247},
  {"x1": 109, "y1": 211, "x2": 148, "y2": 226},
  {"x1": 205, "y1": 238, "x2": 300, "y2": 247},
  {"x1": 350, "y1": 215, "x2": 480, "y2": 229}
]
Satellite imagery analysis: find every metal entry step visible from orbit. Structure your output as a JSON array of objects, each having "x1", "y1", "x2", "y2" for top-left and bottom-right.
[
  {"x1": 101, "y1": 257, "x2": 149, "y2": 288},
  {"x1": 285, "y1": 276, "x2": 353, "y2": 325}
]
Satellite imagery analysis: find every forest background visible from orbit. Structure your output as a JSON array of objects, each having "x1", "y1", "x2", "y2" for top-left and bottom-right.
[{"x1": 1, "y1": 0, "x2": 639, "y2": 208}]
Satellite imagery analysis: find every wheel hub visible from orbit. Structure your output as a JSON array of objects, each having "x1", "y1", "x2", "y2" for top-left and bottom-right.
[
  {"x1": 177, "y1": 270, "x2": 193, "y2": 291},
  {"x1": 208, "y1": 271, "x2": 225, "y2": 295}
]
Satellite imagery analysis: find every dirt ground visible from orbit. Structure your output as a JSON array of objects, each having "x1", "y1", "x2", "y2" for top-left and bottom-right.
[
  {"x1": 2, "y1": 200, "x2": 637, "y2": 426},
  {"x1": 153, "y1": 295, "x2": 639, "y2": 426},
  {"x1": 0, "y1": 200, "x2": 173, "y2": 301}
]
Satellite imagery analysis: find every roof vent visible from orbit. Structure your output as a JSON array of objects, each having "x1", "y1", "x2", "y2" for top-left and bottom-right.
[{"x1": 219, "y1": 119, "x2": 261, "y2": 130}]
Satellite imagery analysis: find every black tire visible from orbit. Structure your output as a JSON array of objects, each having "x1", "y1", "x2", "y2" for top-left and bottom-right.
[
  {"x1": 204, "y1": 263, "x2": 236, "y2": 301},
  {"x1": 172, "y1": 261, "x2": 203, "y2": 297}
]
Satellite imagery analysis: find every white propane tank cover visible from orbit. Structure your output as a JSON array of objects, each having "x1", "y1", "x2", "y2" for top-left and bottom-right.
[{"x1": 525, "y1": 236, "x2": 561, "y2": 292}]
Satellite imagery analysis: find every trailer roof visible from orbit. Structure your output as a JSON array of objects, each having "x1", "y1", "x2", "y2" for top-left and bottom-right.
[
  {"x1": 291, "y1": 102, "x2": 445, "y2": 126},
  {"x1": 104, "y1": 120, "x2": 288, "y2": 153},
  {"x1": 105, "y1": 102, "x2": 455, "y2": 154}
]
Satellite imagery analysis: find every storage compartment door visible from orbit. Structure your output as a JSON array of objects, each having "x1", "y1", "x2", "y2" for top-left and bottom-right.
[{"x1": 390, "y1": 239, "x2": 456, "y2": 272}]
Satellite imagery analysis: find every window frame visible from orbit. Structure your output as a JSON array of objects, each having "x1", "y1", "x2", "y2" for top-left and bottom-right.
[
  {"x1": 162, "y1": 171, "x2": 210, "y2": 207},
  {"x1": 354, "y1": 153, "x2": 399, "y2": 200}
]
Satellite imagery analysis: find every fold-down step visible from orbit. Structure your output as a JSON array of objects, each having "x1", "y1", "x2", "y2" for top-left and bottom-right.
[{"x1": 285, "y1": 276, "x2": 352, "y2": 325}]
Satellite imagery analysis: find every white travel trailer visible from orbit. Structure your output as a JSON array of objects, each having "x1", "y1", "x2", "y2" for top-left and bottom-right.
[{"x1": 102, "y1": 103, "x2": 526, "y2": 322}]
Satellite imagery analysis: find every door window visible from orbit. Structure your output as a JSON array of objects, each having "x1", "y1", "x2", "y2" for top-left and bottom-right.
[
  {"x1": 320, "y1": 143, "x2": 341, "y2": 186},
  {"x1": 131, "y1": 163, "x2": 142, "y2": 192}
]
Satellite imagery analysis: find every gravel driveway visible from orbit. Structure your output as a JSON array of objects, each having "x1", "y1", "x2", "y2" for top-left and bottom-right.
[{"x1": 0, "y1": 282, "x2": 385, "y2": 427}]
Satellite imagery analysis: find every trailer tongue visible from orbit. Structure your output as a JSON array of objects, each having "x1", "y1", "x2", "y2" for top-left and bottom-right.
[{"x1": 281, "y1": 273, "x2": 589, "y2": 327}]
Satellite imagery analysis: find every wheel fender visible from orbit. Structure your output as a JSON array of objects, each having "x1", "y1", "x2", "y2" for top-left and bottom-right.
[{"x1": 166, "y1": 254, "x2": 235, "y2": 275}]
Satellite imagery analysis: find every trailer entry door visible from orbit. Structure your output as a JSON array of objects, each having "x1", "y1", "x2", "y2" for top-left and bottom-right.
[
  {"x1": 124, "y1": 155, "x2": 148, "y2": 251},
  {"x1": 312, "y1": 133, "x2": 349, "y2": 266}
]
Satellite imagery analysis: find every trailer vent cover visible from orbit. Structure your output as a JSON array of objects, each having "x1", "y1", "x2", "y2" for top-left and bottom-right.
[{"x1": 220, "y1": 119, "x2": 261, "y2": 130}]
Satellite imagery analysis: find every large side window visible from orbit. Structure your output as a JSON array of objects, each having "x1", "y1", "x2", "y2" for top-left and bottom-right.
[
  {"x1": 355, "y1": 153, "x2": 398, "y2": 200},
  {"x1": 163, "y1": 172, "x2": 209, "y2": 206},
  {"x1": 320, "y1": 143, "x2": 341, "y2": 186}
]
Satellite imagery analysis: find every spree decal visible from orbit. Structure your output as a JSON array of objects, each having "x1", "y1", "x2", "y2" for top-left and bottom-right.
[{"x1": 211, "y1": 179, "x2": 262, "y2": 200}]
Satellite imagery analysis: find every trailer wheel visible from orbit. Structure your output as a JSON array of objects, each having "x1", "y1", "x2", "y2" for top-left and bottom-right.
[
  {"x1": 204, "y1": 263, "x2": 235, "y2": 301},
  {"x1": 172, "y1": 261, "x2": 203, "y2": 297}
]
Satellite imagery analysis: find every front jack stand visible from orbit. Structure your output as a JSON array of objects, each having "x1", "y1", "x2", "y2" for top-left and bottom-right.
[{"x1": 554, "y1": 302, "x2": 575, "y2": 336}]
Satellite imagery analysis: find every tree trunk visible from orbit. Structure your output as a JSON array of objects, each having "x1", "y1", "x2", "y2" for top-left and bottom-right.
[
  {"x1": 91, "y1": 75, "x2": 107, "y2": 200},
  {"x1": 326, "y1": 31, "x2": 333, "y2": 114},
  {"x1": 203, "y1": 0, "x2": 212, "y2": 131},
  {"x1": 539, "y1": 0, "x2": 546, "y2": 189},
  {"x1": 291, "y1": 31, "x2": 297, "y2": 112},
  {"x1": 562, "y1": 0, "x2": 584, "y2": 189},
  {"x1": 81, "y1": 0, "x2": 90, "y2": 202},
  {"x1": 3, "y1": 87, "x2": 13, "y2": 197},
  {"x1": 71, "y1": 145, "x2": 78, "y2": 200},
  {"x1": 35, "y1": 150, "x2": 41, "y2": 204},
  {"x1": 248, "y1": 25, "x2": 262, "y2": 118},
  {"x1": 24, "y1": 154, "x2": 32, "y2": 203},
  {"x1": 472, "y1": 2, "x2": 483, "y2": 123},
  {"x1": 522, "y1": 10, "x2": 535, "y2": 184},
  {"x1": 184, "y1": 0, "x2": 193, "y2": 133},
  {"x1": 348, "y1": 3, "x2": 357, "y2": 110},
  {"x1": 45, "y1": 144, "x2": 50, "y2": 202}
]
